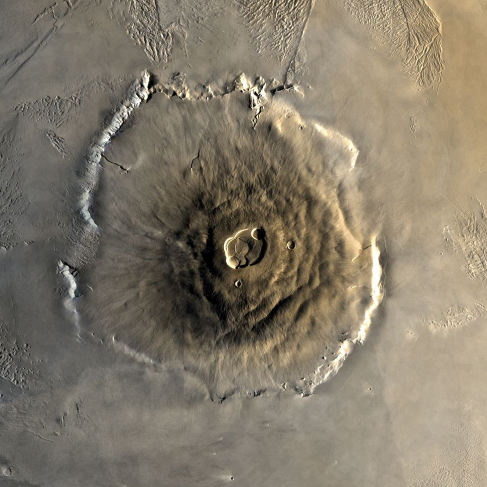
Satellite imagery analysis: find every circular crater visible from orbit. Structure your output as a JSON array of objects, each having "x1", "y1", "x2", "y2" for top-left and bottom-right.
[
  {"x1": 286, "y1": 240, "x2": 296, "y2": 250},
  {"x1": 224, "y1": 227, "x2": 266, "y2": 269},
  {"x1": 82, "y1": 93, "x2": 380, "y2": 393}
]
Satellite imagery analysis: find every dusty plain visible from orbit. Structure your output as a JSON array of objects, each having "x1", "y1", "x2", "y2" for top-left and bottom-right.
[{"x1": 1, "y1": 0, "x2": 487, "y2": 486}]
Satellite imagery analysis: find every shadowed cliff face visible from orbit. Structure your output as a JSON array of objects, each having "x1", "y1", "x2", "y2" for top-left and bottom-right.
[{"x1": 79, "y1": 91, "x2": 380, "y2": 395}]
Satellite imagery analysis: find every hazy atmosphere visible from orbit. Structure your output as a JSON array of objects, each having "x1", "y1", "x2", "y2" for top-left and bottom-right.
[{"x1": 1, "y1": 0, "x2": 487, "y2": 485}]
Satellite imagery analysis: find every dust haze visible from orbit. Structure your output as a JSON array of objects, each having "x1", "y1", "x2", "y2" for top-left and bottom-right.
[{"x1": 1, "y1": 0, "x2": 487, "y2": 486}]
